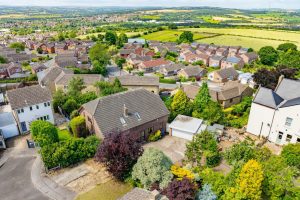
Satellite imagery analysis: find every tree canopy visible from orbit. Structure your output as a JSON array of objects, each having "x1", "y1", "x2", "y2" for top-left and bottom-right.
[
  {"x1": 258, "y1": 46, "x2": 278, "y2": 65},
  {"x1": 277, "y1": 43, "x2": 297, "y2": 52},
  {"x1": 179, "y1": 31, "x2": 194, "y2": 43}
]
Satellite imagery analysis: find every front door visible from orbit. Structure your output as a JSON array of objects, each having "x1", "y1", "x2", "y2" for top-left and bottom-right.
[{"x1": 20, "y1": 122, "x2": 27, "y2": 132}]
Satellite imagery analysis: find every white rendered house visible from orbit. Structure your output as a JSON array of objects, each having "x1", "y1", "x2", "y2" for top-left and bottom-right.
[
  {"x1": 247, "y1": 78, "x2": 300, "y2": 145},
  {"x1": 7, "y1": 85, "x2": 54, "y2": 134}
]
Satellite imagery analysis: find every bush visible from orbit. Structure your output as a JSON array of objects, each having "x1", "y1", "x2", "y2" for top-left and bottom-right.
[
  {"x1": 163, "y1": 178, "x2": 197, "y2": 200},
  {"x1": 70, "y1": 110, "x2": 79, "y2": 119},
  {"x1": 62, "y1": 98, "x2": 79, "y2": 115},
  {"x1": 281, "y1": 143, "x2": 300, "y2": 169},
  {"x1": 196, "y1": 184, "x2": 217, "y2": 200},
  {"x1": 30, "y1": 120, "x2": 59, "y2": 147},
  {"x1": 205, "y1": 151, "x2": 221, "y2": 168},
  {"x1": 40, "y1": 136, "x2": 100, "y2": 169},
  {"x1": 159, "y1": 78, "x2": 176, "y2": 84},
  {"x1": 224, "y1": 140, "x2": 255, "y2": 165},
  {"x1": 148, "y1": 130, "x2": 161, "y2": 142},
  {"x1": 171, "y1": 165, "x2": 195, "y2": 180},
  {"x1": 69, "y1": 116, "x2": 89, "y2": 138}
]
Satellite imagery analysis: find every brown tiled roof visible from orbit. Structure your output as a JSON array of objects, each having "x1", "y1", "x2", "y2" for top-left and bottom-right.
[
  {"x1": 81, "y1": 89, "x2": 169, "y2": 135},
  {"x1": 109, "y1": 75, "x2": 159, "y2": 86},
  {"x1": 40, "y1": 67, "x2": 73, "y2": 85},
  {"x1": 180, "y1": 66, "x2": 205, "y2": 77},
  {"x1": 7, "y1": 85, "x2": 52, "y2": 110},
  {"x1": 215, "y1": 67, "x2": 239, "y2": 79},
  {"x1": 182, "y1": 84, "x2": 200, "y2": 100},
  {"x1": 140, "y1": 59, "x2": 171, "y2": 68},
  {"x1": 55, "y1": 74, "x2": 103, "y2": 86}
]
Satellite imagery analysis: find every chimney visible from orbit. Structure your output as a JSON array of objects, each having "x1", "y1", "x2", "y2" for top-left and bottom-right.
[
  {"x1": 275, "y1": 75, "x2": 285, "y2": 91},
  {"x1": 123, "y1": 104, "x2": 128, "y2": 117}
]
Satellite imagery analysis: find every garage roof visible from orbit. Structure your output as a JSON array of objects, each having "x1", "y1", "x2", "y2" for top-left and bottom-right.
[
  {"x1": 0, "y1": 112, "x2": 16, "y2": 127},
  {"x1": 169, "y1": 115, "x2": 205, "y2": 134}
]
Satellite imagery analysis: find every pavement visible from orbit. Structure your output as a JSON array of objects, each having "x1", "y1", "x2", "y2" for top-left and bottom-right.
[
  {"x1": 143, "y1": 135, "x2": 187, "y2": 163},
  {"x1": 0, "y1": 136, "x2": 76, "y2": 200}
]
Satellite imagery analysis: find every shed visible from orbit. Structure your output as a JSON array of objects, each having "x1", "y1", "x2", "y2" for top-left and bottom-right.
[{"x1": 169, "y1": 115, "x2": 207, "y2": 141}]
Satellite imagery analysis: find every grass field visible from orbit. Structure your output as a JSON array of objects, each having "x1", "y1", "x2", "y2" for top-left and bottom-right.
[
  {"x1": 142, "y1": 30, "x2": 215, "y2": 42},
  {"x1": 76, "y1": 180, "x2": 132, "y2": 200}
]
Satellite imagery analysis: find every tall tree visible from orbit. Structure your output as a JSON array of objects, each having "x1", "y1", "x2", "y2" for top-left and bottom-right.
[
  {"x1": 67, "y1": 77, "x2": 85, "y2": 97},
  {"x1": 258, "y1": 46, "x2": 278, "y2": 65},
  {"x1": 89, "y1": 43, "x2": 110, "y2": 66},
  {"x1": 179, "y1": 31, "x2": 194, "y2": 43},
  {"x1": 117, "y1": 33, "x2": 128, "y2": 47},
  {"x1": 277, "y1": 43, "x2": 297, "y2": 52},
  {"x1": 193, "y1": 82, "x2": 211, "y2": 112},
  {"x1": 95, "y1": 132, "x2": 143, "y2": 181},
  {"x1": 105, "y1": 31, "x2": 118, "y2": 45}
]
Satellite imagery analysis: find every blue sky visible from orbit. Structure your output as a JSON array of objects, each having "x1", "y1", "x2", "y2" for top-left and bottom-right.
[{"x1": 1, "y1": 0, "x2": 300, "y2": 9}]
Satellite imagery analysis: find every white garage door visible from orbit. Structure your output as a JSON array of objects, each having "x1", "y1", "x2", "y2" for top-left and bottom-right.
[
  {"x1": 1, "y1": 124, "x2": 19, "y2": 139},
  {"x1": 171, "y1": 129, "x2": 194, "y2": 141}
]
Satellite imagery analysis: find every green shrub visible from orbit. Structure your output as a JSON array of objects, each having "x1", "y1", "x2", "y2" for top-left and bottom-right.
[
  {"x1": 40, "y1": 136, "x2": 100, "y2": 169},
  {"x1": 69, "y1": 116, "x2": 89, "y2": 137},
  {"x1": 205, "y1": 151, "x2": 221, "y2": 168},
  {"x1": 281, "y1": 143, "x2": 300, "y2": 169},
  {"x1": 148, "y1": 130, "x2": 161, "y2": 142},
  {"x1": 30, "y1": 120, "x2": 59, "y2": 147},
  {"x1": 159, "y1": 78, "x2": 176, "y2": 84}
]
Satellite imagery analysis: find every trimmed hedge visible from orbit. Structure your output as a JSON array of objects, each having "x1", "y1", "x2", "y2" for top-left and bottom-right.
[
  {"x1": 159, "y1": 78, "x2": 176, "y2": 84},
  {"x1": 40, "y1": 136, "x2": 100, "y2": 169},
  {"x1": 30, "y1": 120, "x2": 59, "y2": 147},
  {"x1": 69, "y1": 116, "x2": 89, "y2": 137}
]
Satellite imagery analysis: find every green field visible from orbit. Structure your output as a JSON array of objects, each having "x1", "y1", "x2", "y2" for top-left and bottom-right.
[
  {"x1": 142, "y1": 30, "x2": 215, "y2": 42},
  {"x1": 77, "y1": 31, "x2": 143, "y2": 40}
]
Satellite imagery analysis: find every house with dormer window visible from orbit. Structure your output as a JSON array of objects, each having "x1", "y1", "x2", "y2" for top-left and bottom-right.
[
  {"x1": 79, "y1": 89, "x2": 169, "y2": 142},
  {"x1": 7, "y1": 85, "x2": 54, "y2": 134}
]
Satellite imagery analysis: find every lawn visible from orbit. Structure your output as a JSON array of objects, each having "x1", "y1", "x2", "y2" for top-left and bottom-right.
[
  {"x1": 57, "y1": 129, "x2": 72, "y2": 141},
  {"x1": 76, "y1": 180, "x2": 132, "y2": 200},
  {"x1": 142, "y1": 30, "x2": 213, "y2": 42}
]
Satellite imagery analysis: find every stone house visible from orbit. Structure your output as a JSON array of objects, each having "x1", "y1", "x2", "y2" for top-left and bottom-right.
[{"x1": 208, "y1": 67, "x2": 239, "y2": 83}]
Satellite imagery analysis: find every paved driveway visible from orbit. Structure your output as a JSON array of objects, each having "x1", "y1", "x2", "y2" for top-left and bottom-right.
[
  {"x1": 144, "y1": 136, "x2": 188, "y2": 163},
  {"x1": 0, "y1": 136, "x2": 48, "y2": 200}
]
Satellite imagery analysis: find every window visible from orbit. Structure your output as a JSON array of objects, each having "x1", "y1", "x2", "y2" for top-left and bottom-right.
[
  {"x1": 30, "y1": 106, "x2": 33, "y2": 111},
  {"x1": 285, "y1": 117, "x2": 293, "y2": 126},
  {"x1": 229, "y1": 99, "x2": 233, "y2": 103},
  {"x1": 43, "y1": 116, "x2": 47, "y2": 120},
  {"x1": 46, "y1": 115, "x2": 49, "y2": 120},
  {"x1": 286, "y1": 134, "x2": 292, "y2": 142},
  {"x1": 47, "y1": 102, "x2": 50, "y2": 106},
  {"x1": 278, "y1": 132, "x2": 283, "y2": 140},
  {"x1": 120, "y1": 117, "x2": 126, "y2": 125},
  {"x1": 17, "y1": 110, "x2": 20, "y2": 114},
  {"x1": 148, "y1": 127, "x2": 154, "y2": 134},
  {"x1": 36, "y1": 105, "x2": 39, "y2": 109},
  {"x1": 135, "y1": 112, "x2": 141, "y2": 121},
  {"x1": 44, "y1": 103, "x2": 47, "y2": 107},
  {"x1": 21, "y1": 109, "x2": 24, "y2": 113},
  {"x1": 297, "y1": 138, "x2": 300, "y2": 143}
]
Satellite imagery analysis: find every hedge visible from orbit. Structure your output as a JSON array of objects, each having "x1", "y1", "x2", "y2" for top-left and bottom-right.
[
  {"x1": 40, "y1": 136, "x2": 100, "y2": 169},
  {"x1": 69, "y1": 116, "x2": 89, "y2": 137},
  {"x1": 30, "y1": 120, "x2": 59, "y2": 147},
  {"x1": 159, "y1": 78, "x2": 176, "y2": 84}
]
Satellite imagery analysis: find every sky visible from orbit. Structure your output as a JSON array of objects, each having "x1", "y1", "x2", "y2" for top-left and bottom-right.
[{"x1": 1, "y1": 0, "x2": 300, "y2": 9}]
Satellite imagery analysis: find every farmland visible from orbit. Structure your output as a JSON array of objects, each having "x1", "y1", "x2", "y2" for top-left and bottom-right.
[
  {"x1": 77, "y1": 31, "x2": 143, "y2": 40},
  {"x1": 142, "y1": 30, "x2": 217, "y2": 42}
]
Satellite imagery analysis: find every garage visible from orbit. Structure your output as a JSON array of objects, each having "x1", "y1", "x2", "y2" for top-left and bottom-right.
[
  {"x1": 169, "y1": 115, "x2": 207, "y2": 141},
  {"x1": 0, "y1": 112, "x2": 19, "y2": 139}
]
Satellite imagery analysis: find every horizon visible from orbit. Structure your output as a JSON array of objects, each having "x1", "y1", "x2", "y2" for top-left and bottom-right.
[{"x1": 1, "y1": 0, "x2": 300, "y2": 10}]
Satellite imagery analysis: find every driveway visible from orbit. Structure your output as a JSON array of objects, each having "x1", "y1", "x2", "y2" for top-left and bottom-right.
[
  {"x1": 0, "y1": 136, "x2": 48, "y2": 200},
  {"x1": 144, "y1": 135, "x2": 188, "y2": 163}
]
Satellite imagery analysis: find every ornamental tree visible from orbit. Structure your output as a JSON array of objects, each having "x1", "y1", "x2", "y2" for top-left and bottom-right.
[
  {"x1": 196, "y1": 184, "x2": 217, "y2": 200},
  {"x1": 163, "y1": 178, "x2": 196, "y2": 200},
  {"x1": 171, "y1": 89, "x2": 191, "y2": 116},
  {"x1": 95, "y1": 132, "x2": 143, "y2": 181},
  {"x1": 236, "y1": 159, "x2": 264, "y2": 200},
  {"x1": 132, "y1": 148, "x2": 173, "y2": 189},
  {"x1": 193, "y1": 82, "x2": 210, "y2": 112}
]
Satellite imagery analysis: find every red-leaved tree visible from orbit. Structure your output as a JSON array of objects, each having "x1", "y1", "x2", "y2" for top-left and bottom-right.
[
  {"x1": 95, "y1": 132, "x2": 143, "y2": 180},
  {"x1": 163, "y1": 178, "x2": 196, "y2": 200}
]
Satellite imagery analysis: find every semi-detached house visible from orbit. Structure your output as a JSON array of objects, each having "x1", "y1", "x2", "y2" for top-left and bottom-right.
[{"x1": 7, "y1": 85, "x2": 54, "y2": 134}]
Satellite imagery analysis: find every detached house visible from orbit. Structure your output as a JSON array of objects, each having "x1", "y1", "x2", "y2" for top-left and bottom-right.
[
  {"x1": 221, "y1": 57, "x2": 244, "y2": 69},
  {"x1": 247, "y1": 78, "x2": 300, "y2": 145},
  {"x1": 240, "y1": 52, "x2": 258, "y2": 64},
  {"x1": 7, "y1": 85, "x2": 54, "y2": 134},
  {"x1": 138, "y1": 59, "x2": 171, "y2": 73},
  {"x1": 80, "y1": 89, "x2": 169, "y2": 142},
  {"x1": 208, "y1": 67, "x2": 239, "y2": 83},
  {"x1": 209, "y1": 55, "x2": 225, "y2": 68},
  {"x1": 177, "y1": 66, "x2": 207, "y2": 80}
]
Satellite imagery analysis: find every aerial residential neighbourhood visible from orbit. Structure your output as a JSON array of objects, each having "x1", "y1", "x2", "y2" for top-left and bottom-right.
[{"x1": 1, "y1": 2, "x2": 300, "y2": 200}]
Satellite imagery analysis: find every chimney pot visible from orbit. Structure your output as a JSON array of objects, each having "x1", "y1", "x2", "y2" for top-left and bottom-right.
[{"x1": 123, "y1": 104, "x2": 128, "y2": 117}]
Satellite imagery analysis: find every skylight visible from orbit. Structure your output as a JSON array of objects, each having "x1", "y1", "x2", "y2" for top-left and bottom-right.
[
  {"x1": 120, "y1": 117, "x2": 127, "y2": 125},
  {"x1": 135, "y1": 112, "x2": 141, "y2": 121}
]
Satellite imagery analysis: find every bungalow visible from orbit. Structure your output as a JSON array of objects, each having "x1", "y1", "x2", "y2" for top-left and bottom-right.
[
  {"x1": 7, "y1": 85, "x2": 54, "y2": 134},
  {"x1": 209, "y1": 55, "x2": 225, "y2": 68},
  {"x1": 208, "y1": 67, "x2": 239, "y2": 83},
  {"x1": 240, "y1": 52, "x2": 258, "y2": 64},
  {"x1": 215, "y1": 47, "x2": 229, "y2": 57},
  {"x1": 177, "y1": 66, "x2": 207, "y2": 80},
  {"x1": 228, "y1": 46, "x2": 241, "y2": 56},
  {"x1": 55, "y1": 43, "x2": 68, "y2": 54},
  {"x1": 55, "y1": 74, "x2": 104, "y2": 93},
  {"x1": 55, "y1": 56, "x2": 77, "y2": 68},
  {"x1": 109, "y1": 75, "x2": 159, "y2": 94},
  {"x1": 159, "y1": 63, "x2": 185, "y2": 77},
  {"x1": 0, "y1": 62, "x2": 22, "y2": 78},
  {"x1": 79, "y1": 89, "x2": 169, "y2": 141},
  {"x1": 221, "y1": 57, "x2": 244, "y2": 69},
  {"x1": 126, "y1": 54, "x2": 152, "y2": 68},
  {"x1": 239, "y1": 47, "x2": 249, "y2": 55},
  {"x1": 138, "y1": 59, "x2": 171, "y2": 73},
  {"x1": 169, "y1": 115, "x2": 207, "y2": 141},
  {"x1": 120, "y1": 49, "x2": 135, "y2": 58},
  {"x1": 7, "y1": 53, "x2": 36, "y2": 63},
  {"x1": 31, "y1": 63, "x2": 47, "y2": 74}
]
